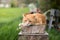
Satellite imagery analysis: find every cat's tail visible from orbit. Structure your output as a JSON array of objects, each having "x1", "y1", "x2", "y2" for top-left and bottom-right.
[{"x1": 44, "y1": 9, "x2": 51, "y2": 15}]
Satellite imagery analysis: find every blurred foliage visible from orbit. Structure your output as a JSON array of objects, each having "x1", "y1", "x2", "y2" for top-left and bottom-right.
[
  {"x1": 3, "y1": 0, "x2": 59, "y2": 10},
  {"x1": 24, "y1": 0, "x2": 60, "y2": 11},
  {"x1": 37, "y1": 0, "x2": 51, "y2": 12},
  {"x1": 25, "y1": 0, "x2": 51, "y2": 12},
  {"x1": 51, "y1": 0, "x2": 60, "y2": 9},
  {"x1": 25, "y1": 0, "x2": 37, "y2": 4},
  {"x1": 11, "y1": 0, "x2": 18, "y2": 7}
]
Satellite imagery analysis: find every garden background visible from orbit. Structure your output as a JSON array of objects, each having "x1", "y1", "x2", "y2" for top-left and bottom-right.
[{"x1": 0, "y1": 0, "x2": 60, "y2": 40}]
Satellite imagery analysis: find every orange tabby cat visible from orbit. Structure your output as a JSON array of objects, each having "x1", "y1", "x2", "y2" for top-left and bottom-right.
[{"x1": 19, "y1": 13, "x2": 46, "y2": 27}]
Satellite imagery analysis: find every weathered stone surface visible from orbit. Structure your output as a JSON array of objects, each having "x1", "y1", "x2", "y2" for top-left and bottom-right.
[
  {"x1": 18, "y1": 32, "x2": 49, "y2": 40},
  {"x1": 21, "y1": 25, "x2": 46, "y2": 34}
]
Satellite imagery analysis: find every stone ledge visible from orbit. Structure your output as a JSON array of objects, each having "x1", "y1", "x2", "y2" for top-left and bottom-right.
[
  {"x1": 18, "y1": 32, "x2": 49, "y2": 40},
  {"x1": 18, "y1": 32, "x2": 48, "y2": 36}
]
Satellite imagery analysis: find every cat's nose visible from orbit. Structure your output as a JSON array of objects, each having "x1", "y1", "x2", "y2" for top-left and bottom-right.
[{"x1": 29, "y1": 25, "x2": 33, "y2": 26}]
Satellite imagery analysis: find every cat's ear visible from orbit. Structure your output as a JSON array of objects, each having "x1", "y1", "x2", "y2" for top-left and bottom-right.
[
  {"x1": 23, "y1": 13, "x2": 30, "y2": 17},
  {"x1": 23, "y1": 13, "x2": 28, "y2": 17}
]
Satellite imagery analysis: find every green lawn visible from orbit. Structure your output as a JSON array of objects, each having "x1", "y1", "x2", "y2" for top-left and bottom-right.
[
  {"x1": 0, "y1": 8, "x2": 29, "y2": 40},
  {"x1": 0, "y1": 8, "x2": 29, "y2": 23},
  {"x1": 0, "y1": 8, "x2": 60, "y2": 40}
]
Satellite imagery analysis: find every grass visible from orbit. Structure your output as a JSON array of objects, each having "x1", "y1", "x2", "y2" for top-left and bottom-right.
[
  {"x1": 48, "y1": 28, "x2": 60, "y2": 40},
  {"x1": 0, "y1": 8, "x2": 29, "y2": 40},
  {"x1": 0, "y1": 8, "x2": 60, "y2": 40},
  {"x1": 0, "y1": 8, "x2": 29, "y2": 23}
]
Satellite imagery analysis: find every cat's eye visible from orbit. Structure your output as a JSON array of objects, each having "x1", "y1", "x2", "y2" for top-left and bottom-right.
[
  {"x1": 29, "y1": 20, "x2": 31, "y2": 22},
  {"x1": 25, "y1": 20, "x2": 27, "y2": 21}
]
